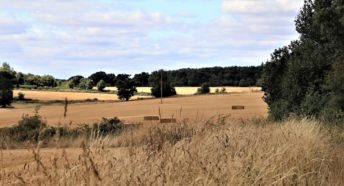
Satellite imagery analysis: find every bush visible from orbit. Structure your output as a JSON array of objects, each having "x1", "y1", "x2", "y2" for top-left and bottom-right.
[
  {"x1": 0, "y1": 114, "x2": 46, "y2": 142},
  {"x1": 93, "y1": 117, "x2": 124, "y2": 136},
  {"x1": 0, "y1": 114, "x2": 125, "y2": 147},
  {"x1": 18, "y1": 92, "x2": 25, "y2": 100},
  {"x1": 96, "y1": 79, "x2": 106, "y2": 91},
  {"x1": 78, "y1": 78, "x2": 94, "y2": 90},
  {"x1": 197, "y1": 83, "x2": 210, "y2": 94}
]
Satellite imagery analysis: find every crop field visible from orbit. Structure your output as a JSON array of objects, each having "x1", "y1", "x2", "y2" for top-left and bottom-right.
[
  {"x1": 3, "y1": 90, "x2": 341, "y2": 186},
  {"x1": 13, "y1": 87, "x2": 260, "y2": 101},
  {"x1": 104, "y1": 86, "x2": 262, "y2": 95},
  {"x1": 1, "y1": 91, "x2": 267, "y2": 127},
  {"x1": 13, "y1": 90, "x2": 151, "y2": 101}
]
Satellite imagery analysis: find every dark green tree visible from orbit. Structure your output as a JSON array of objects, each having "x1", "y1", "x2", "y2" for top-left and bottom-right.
[
  {"x1": 149, "y1": 70, "x2": 176, "y2": 98},
  {"x1": 15, "y1": 72, "x2": 24, "y2": 87},
  {"x1": 262, "y1": 0, "x2": 344, "y2": 121},
  {"x1": 89, "y1": 71, "x2": 108, "y2": 85},
  {"x1": 67, "y1": 75, "x2": 84, "y2": 88},
  {"x1": 115, "y1": 74, "x2": 131, "y2": 86},
  {"x1": 0, "y1": 63, "x2": 15, "y2": 107},
  {"x1": 117, "y1": 76, "x2": 137, "y2": 101},
  {"x1": 107, "y1": 73, "x2": 116, "y2": 86},
  {"x1": 133, "y1": 72, "x2": 150, "y2": 86}
]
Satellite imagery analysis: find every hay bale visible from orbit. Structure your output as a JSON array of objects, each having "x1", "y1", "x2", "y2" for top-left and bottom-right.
[
  {"x1": 144, "y1": 116, "x2": 160, "y2": 121},
  {"x1": 232, "y1": 105, "x2": 245, "y2": 110},
  {"x1": 160, "y1": 118, "x2": 177, "y2": 124}
]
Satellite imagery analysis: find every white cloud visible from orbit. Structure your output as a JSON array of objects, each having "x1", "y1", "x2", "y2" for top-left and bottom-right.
[
  {"x1": 0, "y1": 14, "x2": 28, "y2": 35},
  {"x1": 0, "y1": 0, "x2": 304, "y2": 78},
  {"x1": 222, "y1": 0, "x2": 304, "y2": 14}
]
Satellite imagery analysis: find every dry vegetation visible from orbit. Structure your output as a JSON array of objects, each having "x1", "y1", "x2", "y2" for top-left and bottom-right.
[
  {"x1": 1, "y1": 92, "x2": 267, "y2": 127},
  {"x1": 1, "y1": 116, "x2": 343, "y2": 185},
  {"x1": 106, "y1": 86, "x2": 262, "y2": 95},
  {"x1": 13, "y1": 90, "x2": 151, "y2": 101}
]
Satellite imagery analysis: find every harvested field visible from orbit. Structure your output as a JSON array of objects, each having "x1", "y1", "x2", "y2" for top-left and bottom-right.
[
  {"x1": 0, "y1": 92, "x2": 267, "y2": 127},
  {"x1": 13, "y1": 90, "x2": 151, "y2": 101},
  {"x1": 13, "y1": 87, "x2": 260, "y2": 101},
  {"x1": 103, "y1": 86, "x2": 262, "y2": 95}
]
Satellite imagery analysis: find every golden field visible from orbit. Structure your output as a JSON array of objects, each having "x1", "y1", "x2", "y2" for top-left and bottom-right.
[
  {"x1": 1, "y1": 89, "x2": 343, "y2": 185},
  {"x1": 103, "y1": 86, "x2": 262, "y2": 95},
  {"x1": 13, "y1": 90, "x2": 151, "y2": 101},
  {"x1": 1, "y1": 118, "x2": 343, "y2": 185},
  {"x1": 1, "y1": 91, "x2": 267, "y2": 127},
  {"x1": 13, "y1": 86, "x2": 260, "y2": 101}
]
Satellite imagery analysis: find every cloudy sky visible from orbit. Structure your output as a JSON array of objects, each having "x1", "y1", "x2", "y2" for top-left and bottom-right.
[{"x1": 0, "y1": 0, "x2": 304, "y2": 78}]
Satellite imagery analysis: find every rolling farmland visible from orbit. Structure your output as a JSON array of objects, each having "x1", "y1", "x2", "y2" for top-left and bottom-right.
[{"x1": 1, "y1": 91, "x2": 267, "y2": 127}]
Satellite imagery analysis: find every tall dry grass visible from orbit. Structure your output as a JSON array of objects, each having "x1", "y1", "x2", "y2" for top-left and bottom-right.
[{"x1": 1, "y1": 117, "x2": 343, "y2": 185}]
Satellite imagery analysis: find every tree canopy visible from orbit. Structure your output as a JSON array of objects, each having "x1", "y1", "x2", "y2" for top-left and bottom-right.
[
  {"x1": 149, "y1": 70, "x2": 176, "y2": 98},
  {"x1": 262, "y1": 0, "x2": 344, "y2": 122},
  {"x1": 0, "y1": 63, "x2": 15, "y2": 107},
  {"x1": 116, "y1": 76, "x2": 137, "y2": 101}
]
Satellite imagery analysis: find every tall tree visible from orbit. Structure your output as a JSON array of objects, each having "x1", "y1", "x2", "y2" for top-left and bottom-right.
[
  {"x1": 133, "y1": 72, "x2": 150, "y2": 86},
  {"x1": 117, "y1": 77, "x2": 137, "y2": 101},
  {"x1": 262, "y1": 0, "x2": 344, "y2": 121},
  {"x1": 89, "y1": 71, "x2": 108, "y2": 85},
  {"x1": 0, "y1": 63, "x2": 15, "y2": 107},
  {"x1": 149, "y1": 70, "x2": 176, "y2": 98}
]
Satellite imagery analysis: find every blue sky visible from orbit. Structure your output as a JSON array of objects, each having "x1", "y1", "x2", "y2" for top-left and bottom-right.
[{"x1": 0, "y1": 0, "x2": 304, "y2": 78}]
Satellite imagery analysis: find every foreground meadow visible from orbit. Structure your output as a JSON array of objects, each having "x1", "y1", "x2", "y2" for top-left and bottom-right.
[
  {"x1": 1, "y1": 117, "x2": 343, "y2": 185},
  {"x1": 1, "y1": 92, "x2": 267, "y2": 127}
]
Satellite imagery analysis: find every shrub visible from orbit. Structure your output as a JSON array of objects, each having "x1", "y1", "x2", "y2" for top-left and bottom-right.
[
  {"x1": 0, "y1": 114, "x2": 46, "y2": 142},
  {"x1": 93, "y1": 117, "x2": 124, "y2": 136},
  {"x1": 18, "y1": 92, "x2": 25, "y2": 100},
  {"x1": 197, "y1": 83, "x2": 210, "y2": 94},
  {"x1": 96, "y1": 79, "x2": 106, "y2": 91},
  {"x1": 78, "y1": 78, "x2": 94, "y2": 90},
  {"x1": 0, "y1": 114, "x2": 125, "y2": 147}
]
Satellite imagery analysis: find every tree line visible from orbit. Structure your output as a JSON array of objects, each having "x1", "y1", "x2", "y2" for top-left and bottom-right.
[
  {"x1": 63, "y1": 66, "x2": 262, "y2": 88},
  {"x1": 1, "y1": 65, "x2": 262, "y2": 90},
  {"x1": 261, "y1": 0, "x2": 344, "y2": 122},
  {"x1": 0, "y1": 63, "x2": 262, "y2": 106}
]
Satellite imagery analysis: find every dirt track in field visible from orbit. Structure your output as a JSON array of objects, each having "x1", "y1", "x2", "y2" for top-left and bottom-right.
[{"x1": 0, "y1": 92, "x2": 267, "y2": 127}]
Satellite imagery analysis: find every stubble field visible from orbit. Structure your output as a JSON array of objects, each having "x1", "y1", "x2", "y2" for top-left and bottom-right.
[
  {"x1": 1, "y1": 91, "x2": 267, "y2": 127},
  {"x1": 1, "y1": 89, "x2": 343, "y2": 185}
]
